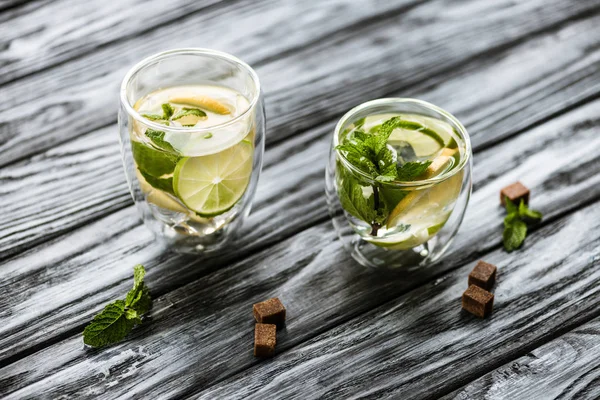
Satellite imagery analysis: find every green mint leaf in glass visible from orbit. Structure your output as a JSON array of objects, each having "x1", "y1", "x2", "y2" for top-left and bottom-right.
[
  {"x1": 354, "y1": 117, "x2": 366, "y2": 129},
  {"x1": 503, "y1": 218, "x2": 527, "y2": 252},
  {"x1": 131, "y1": 140, "x2": 179, "y2": 177},
  {"x1": 142, "y1": 113, "x2": 166, "y2": 121},
  {"x1": 83, "y1": 265, "x2": 152, "y2": 348},
  {"x1": 162, "y1": 103, "x2": 174, "y2": 119},
  {"x1": 145, "y1": 129, "x2": 178, "y2": 154},
  {"x1": 396, "y1": 161, "x2": 432, "y2": 181},
  {"x1": 336, "y1": 144, "x2": 377, "y2": 176},
  {"x1": 338, "y1": 169, "x2": 376, "y2": 222},
  {"x1": 375, "y1": 175, "x2": 396, "y2": 183},
  {"x1": 138, "y1": 171, "x2": 175, "y2": 195},
  {"x1": 518, "y1": 200, "x2": 543, "y2": 221},
  {"x1": 172, "y1": 107, "x2": 207, "y2": 120},
  {"x1": 83, "y1": 300, "x2": 137, "y2": 348}
]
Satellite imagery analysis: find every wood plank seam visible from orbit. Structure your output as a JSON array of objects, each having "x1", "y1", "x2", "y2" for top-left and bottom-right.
[
  {"x1": 0, "y1": 0, "x2": 42, "y2": 15},
  {"x1": 189, "y1": 195, "x2": 600, "y2": 397},
  {"x1": 249, "y1": 0, "x2": 426, "y2": 69}
]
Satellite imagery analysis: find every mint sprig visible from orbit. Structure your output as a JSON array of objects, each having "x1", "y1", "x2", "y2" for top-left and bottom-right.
[
  {"x1": 336, "y1": 117, "x2": 433, "y2": 234},
  {"x1": 502, "y1": 197, "x2": 542, "y2": 251},
  {"x1": 83, "y1": 265, "x2": 152, "y2": 348}
]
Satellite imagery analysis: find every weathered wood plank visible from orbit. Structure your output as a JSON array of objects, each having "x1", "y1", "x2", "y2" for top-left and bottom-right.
[
  {"x1": 2, "y1": 99, "x2": 599, "y2": 397},
  {"x1": 0, "y1": 0, "x2": 414, "y2": 84},
  {"x1": 196, "y1": 202, "x2": 600, "y2": 400},
  {"x1": 443, "y1": 317, "x2": 600, "y2": 400},
  {"x1": 0, "y1": 0, "x2": 225, "y2": 83},
  {"x1": 3, "y1": 10, "x2": 600, "y2": 259},
  {"x1": 0, "y1": 0, "x2": 40, "y2": 14},
  {"x1": 0, "y1": 0, "x2": 597, "y2": 166}
]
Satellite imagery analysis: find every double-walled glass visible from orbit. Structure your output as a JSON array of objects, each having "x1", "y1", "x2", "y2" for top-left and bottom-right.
[
  {"x1": 119, "y1": 49, "x2": 265, "y2": 254},
  {"x1": 325, "y1": 99, "x2": 472, "y2": 269}
]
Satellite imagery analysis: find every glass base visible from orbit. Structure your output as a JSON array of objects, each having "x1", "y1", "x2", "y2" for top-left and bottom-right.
[
  {"x1": 350, "y1": 234, "x2": 452, "y2": 270},
  {"x1": 157, "y1": 224, "x2": 232, "y2": 254}
]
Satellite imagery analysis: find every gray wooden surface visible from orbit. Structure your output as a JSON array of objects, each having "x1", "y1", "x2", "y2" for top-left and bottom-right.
[{"x1": 1, "y1": 0, "x2": 600, "y2": 399}]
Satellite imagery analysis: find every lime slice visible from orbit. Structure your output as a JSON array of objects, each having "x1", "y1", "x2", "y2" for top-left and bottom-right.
[
  {"x1": 169, "y1": 96, "x2": 231, "y2": 115},
  {"x1": 389, "y1": 126, "x2": 443, "y2": 157},
  {"x1": 367, "y1": 229, "x2": 431, "y2": 250},
  {"x1": 386, "y1": 149, "x2": 457, "y2": 228},
  {"x1": 173, "y1": 141, "x2": 253, "y2": 217}
]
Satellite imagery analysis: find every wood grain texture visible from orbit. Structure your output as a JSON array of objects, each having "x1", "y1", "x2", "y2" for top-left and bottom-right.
[
  {"x1": 3, "y1": 9, "x2": 600, "y2": 258},
  {"x1": 0, "y1": 0, "x2": 419, "y2": 166},
  {"x1": 2, "y1": 98, "x2": 600, "y2": 398},
  {"x1": 0, "y1": 0, "x2": 225, "y2": 83},
  {"x1": 197, "y1": 202, "x2": 600, "y2": 400},
  {"x1": 1, "y1": 0, "x2": 598, "y2": 166},
  {"x1": 0, "y1": 0, "x2": 420, "y2": 85},
  {"x1": 443, "y1": 318, "x2": 600, "y2": 400}
]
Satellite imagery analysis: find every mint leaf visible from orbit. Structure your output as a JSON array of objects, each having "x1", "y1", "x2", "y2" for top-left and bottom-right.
[
  {"x1": 142, "y1": 113, "x2": 166, "y2": 122},
  {"x1": 131, "y1": 140, "x2": 179, "y2": 177},
  {"x1": 83, "y1": 300, "x2": 136, "y2": 348},
  {"x1": 505, "y1": 197, "x2": 518, "y2": 215},
  {"x1": 125, "y1": 265, "x2": 152, "y2": 315},
  {"x1": 172, "y1": 107, "x2": 207, "y2": 120},
  {"x1": 145, "y1": 129, "x2": 178, "y2": 154},
  {"x1": 139, "y1": 171, "x2": 174, "y2": 195},
  {"x1": 396, "y1": 161, "x2": 432, "y2": 181},
  {"x1": 518, "y1": 200, "x2": 542, "y2": 221},
  {"x1": 162, "y1": 103, "x2": 174, "y2": 119},
  {"x1": 336, "y1": 144, "x2": 377, "y2": 175},
  {"x1": 83, "y1": 265, "x2": 152, "y2": 348},
  {"x1": 503, "y1": 218, "x2": 527, "y2": 252},
  {"x1": 338, "y1": 170, "x2": 376, "y2": 222}
]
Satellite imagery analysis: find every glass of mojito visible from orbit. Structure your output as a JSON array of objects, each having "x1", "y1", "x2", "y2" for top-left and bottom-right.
[
  {"x1": 119, "y1": 49, "x2": 265, "y2": 253},
  {"x1": 325, "y1": 99, "x2": 472, "y2": 269}
]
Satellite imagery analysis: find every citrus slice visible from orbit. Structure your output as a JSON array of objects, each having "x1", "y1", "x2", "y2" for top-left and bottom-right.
[
  {"x1": 388, "y1": 124, "x2": 444, "y2": 157},
  {"x1": 169, "y1": 96, "x2": 231, "y2": 115},
  {"x1": 386, "y1": 149, "x2": 457, "y2": 228},
  {"x1": 173, "y1": 140, "x2": 253, "y2": 217},
  {"x1": 367, "y1": 228, "x2": 431, "y2": 250}
]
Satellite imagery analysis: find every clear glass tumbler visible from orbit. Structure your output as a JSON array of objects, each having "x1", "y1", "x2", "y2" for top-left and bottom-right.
[
  {"x1": 119, "y1": 49, "x2": 265, "y2": 254},
  {"x1": 325, "y1": 99, "x2": 472, "y2": 269}
]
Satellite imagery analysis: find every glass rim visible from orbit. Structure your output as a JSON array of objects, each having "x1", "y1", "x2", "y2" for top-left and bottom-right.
[
  {"x1": 119, "y1": 48, "x2": 261, "y2": 133},
  {"x1": 333, "y1": 98, "x2": 472, "y2": 187}
]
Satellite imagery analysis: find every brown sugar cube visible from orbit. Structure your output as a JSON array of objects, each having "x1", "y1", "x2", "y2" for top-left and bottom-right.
[
  {"x1": 254, "y1": 323, "x2": 276, "y2": 357},
  {"x1": 253, "y1": 298, "x2": 286, "y2": 326},
  {"x1": 500, "y1": 182, "x2": 530, "y2": 206},
  {"x1": 468, "y1": 260, "x2": 497, "y2": 290},
  {"x1": 462, "y1": 285, "x2": 494, "y2": 318}
]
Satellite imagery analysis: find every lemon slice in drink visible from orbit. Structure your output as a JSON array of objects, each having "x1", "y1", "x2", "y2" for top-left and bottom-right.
[
  {"x1": 173, "y1": 141, "x2": 253, "y2": 217},
  {"x1": 169, "y1": 96, "x2": 231, "y2": 115},
  {"x1": 388, "y1": 127, "x2": 443, "y2": 157}
]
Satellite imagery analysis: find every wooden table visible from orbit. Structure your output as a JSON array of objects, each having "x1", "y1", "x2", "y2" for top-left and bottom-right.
[{"x1": 1, "y1": 0, "x2": 600, "y2": 398}]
